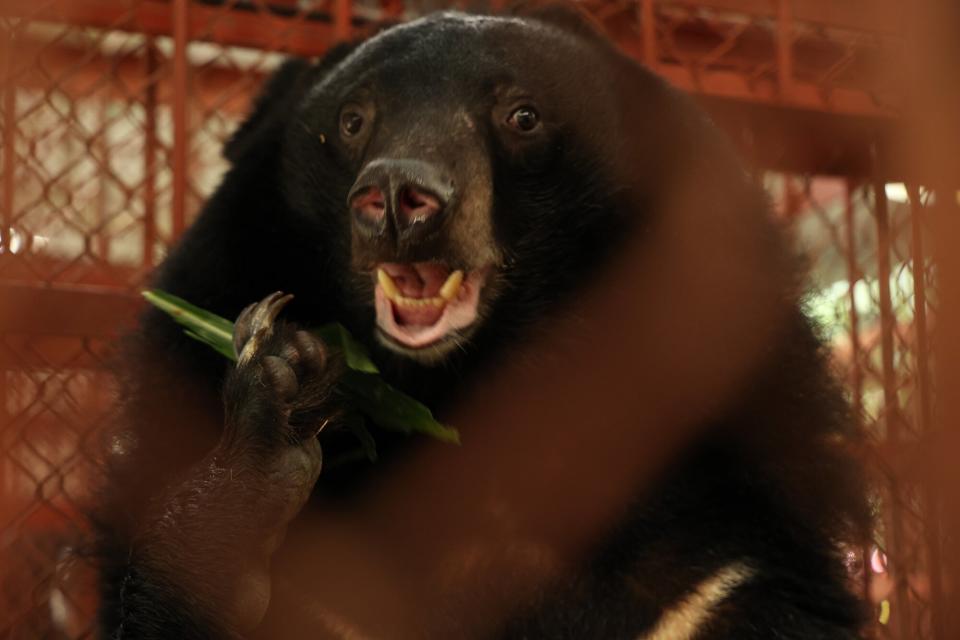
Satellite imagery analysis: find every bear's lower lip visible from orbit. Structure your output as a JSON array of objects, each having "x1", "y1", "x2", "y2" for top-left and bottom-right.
[{"x1": 373, "y1": 263, "x2": 486, "y2": 349}]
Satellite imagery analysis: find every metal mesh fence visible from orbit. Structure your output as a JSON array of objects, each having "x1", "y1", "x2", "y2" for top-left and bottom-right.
[
  {"x1": 0, "y1": 1, "x2": 945, "y2": 638},
  {"x1": 773, "y1": 176, "x2": 943, "y2": 639}
]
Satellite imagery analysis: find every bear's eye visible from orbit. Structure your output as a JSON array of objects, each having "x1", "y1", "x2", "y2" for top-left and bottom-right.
[
  {"x1": 340, "y1": 110, "x2": 365, "y2": 137},
  {"x1": 507, "y1": 106, "x2": 540, "y2": 133}
]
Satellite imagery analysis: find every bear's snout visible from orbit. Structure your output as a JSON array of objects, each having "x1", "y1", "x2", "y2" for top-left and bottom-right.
[{"x1": 348, "y1": 158, "x2": 454, "y2": 243}]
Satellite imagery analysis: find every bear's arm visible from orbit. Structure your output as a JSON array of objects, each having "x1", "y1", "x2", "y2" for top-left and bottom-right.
[
  {"x1": 95, "y1": 296, "x2": 336, "y2": 638},
  {"x1": 93, "y1": 327, "x2": 242, "y2": 638},
  {"x1": 92, "y1": 52, "x2": 351, "y2": 634}
]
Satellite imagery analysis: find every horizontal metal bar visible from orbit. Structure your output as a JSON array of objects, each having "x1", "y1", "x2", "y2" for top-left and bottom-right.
[
  {"x1": 3, "y1": 0, "x2": 900, "y2": 120},
  {"x1": 680, "y1": 0, "x2": 904, "y2": 35},
  {"x1": 2, "y1": 0, "x2": 343, "y2": 57},
  {"x1": 0, "y1": 283, "x2": 140, "y2": 337}
]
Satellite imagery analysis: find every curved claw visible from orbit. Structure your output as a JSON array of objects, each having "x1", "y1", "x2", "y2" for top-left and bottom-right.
[
  {"x1": 236, "y1": 292, "x2": 295, "y2": 366},
  {"x1": 233, "y1": 302, "x2": 258, "y2": 357}
]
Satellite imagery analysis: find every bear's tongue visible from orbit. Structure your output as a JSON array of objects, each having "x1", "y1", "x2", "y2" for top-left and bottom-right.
[{"x1": 395, "y1": 303, "x2": 444, "y2": 326}]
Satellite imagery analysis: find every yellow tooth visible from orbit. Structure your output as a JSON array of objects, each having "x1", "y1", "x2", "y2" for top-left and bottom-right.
[
  {"x1": 377, "y1": 268, "x2": 400, "y2": 300},
  {"x1": 393, "y1": 295, "x2": 446, "y2": 308},
  {"x1": 439, "y1": 270, "x2": 464, "y2": 301}
]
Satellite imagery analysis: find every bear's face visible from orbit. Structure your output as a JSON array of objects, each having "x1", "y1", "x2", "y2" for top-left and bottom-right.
[{"x1": 283, "y1": 13, "x2": 634, "y2": 364}]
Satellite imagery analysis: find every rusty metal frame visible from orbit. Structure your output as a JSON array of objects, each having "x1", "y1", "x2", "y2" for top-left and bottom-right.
[
  {"x1": 0, "y1": 2, "x2": 945, "y2": 639},
  {"x1": 2, "y1": 23, "x2": 15, "y2": 245},
  {"x1": 171, "y1": 0, "x2": 189, "y2": 238},
  {"x1": 842, "y1": 181, "x2": 863, "y2": 423},
  {"x1": 907, "y1": 184, "x2": 944, "y2": 640},
  {"x1": 142, "y1": 38, "x2": 159, "y2": 269},
  {"x1": 2, "y1": 0, "x2": 907, "y2": 182},
  {"x1": 872, "y1": 178, "x2": 914, "y2": 640},
  {"x1": 2, "y1": 0, "x2": 901, "y2": 120}
]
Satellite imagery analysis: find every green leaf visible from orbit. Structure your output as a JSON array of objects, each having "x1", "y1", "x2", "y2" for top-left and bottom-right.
[
  {"x1": 313, "y1": 323, "x2": 379, "y2": 374},
  {"x1": 341, "y1": 370, "x2": 460, "y2": 444},
  {"x1": 143, "y1": 290, "x2": 237, "y2": 361},
  {"x1": 142, "y1": 289, "x2": 459, "y2": 447},
  {"x1": 184, "y1": 329, "x2": 236, "y2": 361}
]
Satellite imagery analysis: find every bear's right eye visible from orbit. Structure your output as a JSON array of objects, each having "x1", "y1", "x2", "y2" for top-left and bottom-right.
[
  {"x1": 506, "y1": 106, "x2": 540, "y2": 133},
  {"x1": 340, "y1": 110, "x2": 365, "y2": 137}
]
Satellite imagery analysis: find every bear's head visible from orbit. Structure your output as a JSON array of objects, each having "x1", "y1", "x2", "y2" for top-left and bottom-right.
[{"x1": 227, "y1": 10, "x2": 751, "y2": 366}]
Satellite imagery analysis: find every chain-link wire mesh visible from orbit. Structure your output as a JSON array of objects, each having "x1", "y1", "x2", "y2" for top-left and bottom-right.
[
  {"x1": 772, "y1": 175, "x2": 944, "y2": 639},
  {"x1": 0, "y1": 1, "x2": 944, "y2": 638}
]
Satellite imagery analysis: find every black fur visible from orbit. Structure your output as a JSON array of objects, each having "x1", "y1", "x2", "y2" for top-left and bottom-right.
[{"x1": 92, "y1": 10, "x2": 870, "y2": 639}]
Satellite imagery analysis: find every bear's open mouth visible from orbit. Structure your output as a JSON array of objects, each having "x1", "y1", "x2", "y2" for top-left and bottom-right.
[{"x1": 374, "y1": 261, "x2": 486, "y2": 349}]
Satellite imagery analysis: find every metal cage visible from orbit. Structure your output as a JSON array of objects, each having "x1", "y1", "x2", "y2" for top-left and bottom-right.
[{"x1": 0, "y1": 1, "x2": 946, "y2": 638}]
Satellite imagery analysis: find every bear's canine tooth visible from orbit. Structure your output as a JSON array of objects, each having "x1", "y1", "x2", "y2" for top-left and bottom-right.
[
  {"x1": 440, "y1": 270, "x2": 464, "y2": 301},
  {"x1": 377, "y1": 268, "x2": 400, "y2": 300},
  {"x1": 380, "y1": 268, "x2": 455, "y2": 308}
]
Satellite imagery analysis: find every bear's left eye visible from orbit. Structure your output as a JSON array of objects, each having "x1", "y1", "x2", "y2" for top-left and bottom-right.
[
  {"x1": 340, "y1": 110, "x2": 365, "y2": 137},
  {"x1": 507, "y1": 106, "x2": 540, "y2": 133}
]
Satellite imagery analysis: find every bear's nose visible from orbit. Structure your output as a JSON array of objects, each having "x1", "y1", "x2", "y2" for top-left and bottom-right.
[
  {"x1": 397, "y1": 186, "x2": 442, "y2": 226},
  {"x1": 348, "y1": 158, "x2": 453, "y2": 238}
]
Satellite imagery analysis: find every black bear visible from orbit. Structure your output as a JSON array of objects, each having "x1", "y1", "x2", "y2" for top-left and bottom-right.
[{"x1": 93, "y1": 8, "x2": 871, "y2": 639}]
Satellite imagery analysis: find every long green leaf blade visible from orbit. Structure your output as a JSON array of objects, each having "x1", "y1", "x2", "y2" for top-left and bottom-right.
[
  {"x1": 313, "y1": 323, "x2": 379, "y2": 373},
  {"x1": 143, "y1": 290, "x2": 237, "y2": 360},
  {"x1": 143, "y1": 289, "x2": 459, "y2": 446},
  {"x1": 341, "y1": 371, "x2": 460, "y2": 444}
]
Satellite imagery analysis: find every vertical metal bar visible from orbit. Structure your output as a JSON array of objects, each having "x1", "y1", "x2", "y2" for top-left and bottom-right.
[
  {"x1": 0, "y1": 27, "x2": 19, "y2": 472},
  {"x1": 874, "y1": 178, "x2": 911, "y2": 640},
  {"x1": 776, "y1": 0, "x2": 793, "y2": 99},
  {"x1": 2, "y1": 26, "x2": 16, "y2": 247},
  {"x1": 906, "y1": 184, "x2": 945, "y2": 640},
  {"x1": 143, "y1": 40, "x2": 159, "y2": 269},
  {"x1": 843, "y1": 181, "x2": 863, "y2": 420},
  {"x1": 640, "y1": 0, "x2": 657, "y2": 70},
  {"x1": 171, "y1": 0, "x2": 190, "y2": 239},
  {"x1": 843, "y1": 180, "x2": 871, "y2": 607},
  {"x1": 937, "y1": 181, "x2": 960, "y2": 640},
  {"x1": 95, "y1": 98, "x2": 110, "y2": 260},
  {"x1": 335, "y1": 0, "x2": 352, "y2": 43},
  {"x1": 0, "y1": 24, "x2": 15, "y2": 442},
  {"x1": 874, "y1": 181, "x2": 898, "y2": 439},
  {"x1": 873, "y1": 189, "x2": 898, "y2": 425}
]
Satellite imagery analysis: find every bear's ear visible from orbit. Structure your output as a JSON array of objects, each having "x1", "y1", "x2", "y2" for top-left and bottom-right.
[
  {"x1": 223, "y1": 43, "x2": 356, "y2": 163},
  {"x1": 507, "y1": 0, "x2": 607, "y2": 43}
]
